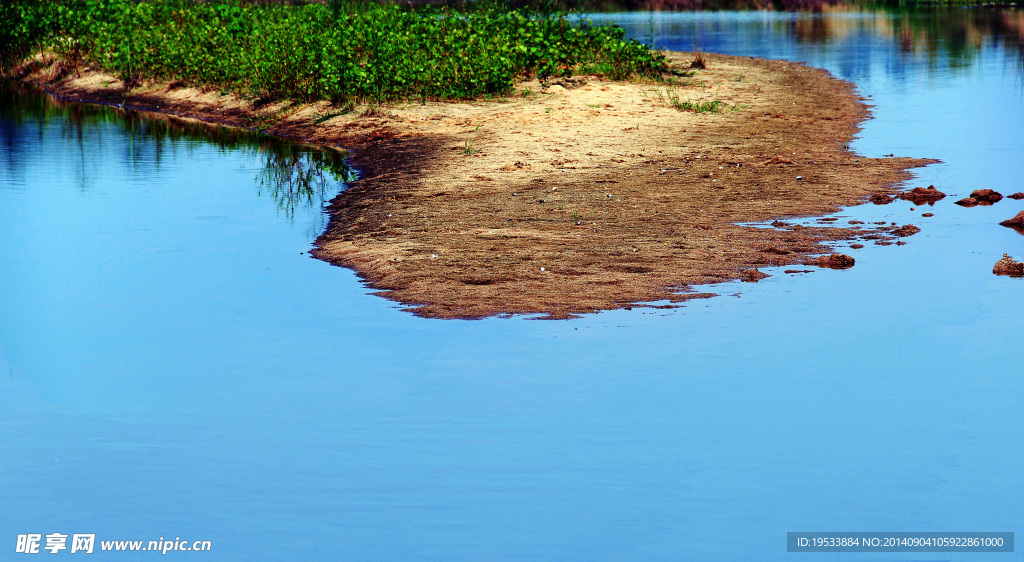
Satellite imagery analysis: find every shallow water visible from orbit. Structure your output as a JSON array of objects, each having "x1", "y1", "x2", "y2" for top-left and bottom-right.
[{"x1": 2, "y1": 7, "x2": 1023, "y2": 560}]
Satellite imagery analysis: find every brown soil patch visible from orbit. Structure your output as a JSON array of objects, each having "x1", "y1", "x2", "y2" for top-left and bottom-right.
[{"x1": 9, "y1": 52, "x2": 935, "y2": 319}]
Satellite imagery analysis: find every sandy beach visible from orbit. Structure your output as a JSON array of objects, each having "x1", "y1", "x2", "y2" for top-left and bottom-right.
[{"x1": 8, "y1": 51, "x2": 935, "y2": 318}]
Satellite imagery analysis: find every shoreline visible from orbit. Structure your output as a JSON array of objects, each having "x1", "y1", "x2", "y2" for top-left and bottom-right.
[{"x1": 6, "y1": 51, "x2": 936, "y2": 319}]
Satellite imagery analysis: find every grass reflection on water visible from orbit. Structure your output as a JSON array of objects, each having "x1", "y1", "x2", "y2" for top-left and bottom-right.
[{"x1": 0, "y1": 79, "x2": 353, "y2": 225}]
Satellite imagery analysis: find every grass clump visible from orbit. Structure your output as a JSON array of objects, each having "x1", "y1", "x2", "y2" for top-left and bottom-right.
[
  {"x1": 0, "y1": 0, "x2": 668, "y2": 105},
  {"x1": 670, "y1": 97, "x2": 724, "y2": 113},
  {"x1": 648, "y1": 87, "x2": 724, "y2": 113}
]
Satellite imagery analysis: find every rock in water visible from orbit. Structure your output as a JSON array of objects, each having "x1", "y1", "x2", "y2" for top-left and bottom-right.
[
  {"x1": 970, "y1": 189, "x2": 1003, "y2": 203},
  {"x1": 740, "y1": 269, "x2": 770, "y2": 282},
  {"x1": 993, "y1": 254, "x2": 1024, "y2": 276},
  {"x1": 999, "y1": 210, "x2": 1024, "y2": 228},
  {"x1": 899, "y1": 185, "x2": 946, "y2": 204},
  {"x1": 805, "y1": 253, "x2": 855, "y2": 269},
  {"x1": 892, "y1": 224, "x2": 921, "y2": 237}
]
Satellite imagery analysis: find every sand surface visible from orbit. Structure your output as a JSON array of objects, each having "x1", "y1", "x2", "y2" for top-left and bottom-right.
[{"x1": 9, "y1": 52, "x2": 935, "y2": 318}]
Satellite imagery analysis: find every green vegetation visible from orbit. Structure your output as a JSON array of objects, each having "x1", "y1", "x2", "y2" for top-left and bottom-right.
[
  {"x1": 0, "y1": 0, "x2": 667, "y2": 104},
  {"x1": 664, "y1": 88, "x2": 722, "y2": 112},
  {"x1": 646, "y1": 86, "x2": 723, "y2": 112}
]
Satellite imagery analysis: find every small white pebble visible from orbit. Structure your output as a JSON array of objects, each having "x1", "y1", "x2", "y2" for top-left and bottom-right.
[
  {"x1": 552, "y1": 187, "x2": 557, "y2": 191},
  {"x1": 540, "y1": 267, "x2": 545, "y2": 271},
  {"x1": 431, "y1": 254, "x2": 438, "y2": 258},
  {"x1": 796, "y1": 176, "x2": 803, "y2": 180}
]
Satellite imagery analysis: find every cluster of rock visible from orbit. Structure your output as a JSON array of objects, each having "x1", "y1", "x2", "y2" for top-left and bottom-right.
[
  {"x1": 869, "y1": 185, "x2": 947, "y2": 206},
  {"x1": 864, "y1": 185, "x2": 1024, "y2": 278},
  {"x1": 956, "y1": 189, "x2": 1005, "y2": 207}
]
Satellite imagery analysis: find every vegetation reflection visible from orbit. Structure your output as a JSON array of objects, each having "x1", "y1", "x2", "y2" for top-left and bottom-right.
[
  {"x1": 0, "y1": 80, "x2": 351, "y2": 223},
  {"x1": 258, "y1": 147, "x2": 356, "y2": 222}
]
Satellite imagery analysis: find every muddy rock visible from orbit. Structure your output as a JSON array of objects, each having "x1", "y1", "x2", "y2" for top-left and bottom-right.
[
  {"x1": 999, "y1": 210, "x2": 1024, "y2": 229},
  {"x1": 740, "y1": 269, "x2": 770, "y2": 282},
  {"x1": 850, "y1": 243, "x2": 864, "y2": 249},
  {"x1": 869, "y1": 193, "x2": 894, "y2": 205},
  {"x1": 805, "y1": 253, "x2": 855, "y2": 269},
  {"x1": 922, "y1": 212, "x2": 934, "y2": 217},
  {"x1": 955, "y1": 197, "x2": 980, "y2": 207},
  {"x1": 970, "y1": 189, "x2": 1003, "y2": 203},
  {"x1": 892, "y1": 224, "x2": 921, "y2": 237},
  {"x1": 993, "y1": 254, "x2": 1024, "y2": 276},
  {"x1": 1008, "y1": 192, "x2": 1024, "y2": 200},
  {"x1": 899, "y1": 185, "x2": 946, "y2": 204}
]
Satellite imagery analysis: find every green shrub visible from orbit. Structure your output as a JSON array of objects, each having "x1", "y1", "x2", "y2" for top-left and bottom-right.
[{"x1": 0, "y1": 0, "x2": 667, "y2": 103}]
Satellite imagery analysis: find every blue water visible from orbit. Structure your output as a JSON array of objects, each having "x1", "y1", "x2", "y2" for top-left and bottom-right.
[{"x1": 2, "y1": 9, "x2": 1023, "y2": 560}]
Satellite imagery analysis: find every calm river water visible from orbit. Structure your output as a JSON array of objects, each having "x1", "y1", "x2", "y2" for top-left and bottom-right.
[{"x1": 1, "y1": 7, "x2": 1022, "y2": 560}]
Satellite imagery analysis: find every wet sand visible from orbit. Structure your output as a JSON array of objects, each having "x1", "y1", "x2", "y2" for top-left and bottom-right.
[{"x1": 8, "y1": 52, "x2": 935, "y2": 318}]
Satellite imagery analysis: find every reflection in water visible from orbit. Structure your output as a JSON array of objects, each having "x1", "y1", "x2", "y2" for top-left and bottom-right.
[
  {"x1": 0, "y1": 80, "x2": 352, "y2": 224},
  {"x1": 258, "y1": 147, "x2": 357, "y2": 227},
  {"x1": 789, "y1": 5, "x2": 1024, "y2": 72},
  {"x1": 573, "y1": 0, "x2": 844, "y2": 11},
  {"x1": 601, "y1": 8, "x2": 1024, "y2": 106},
  {"x1": 604, "y1": 5, "x2": 1024, "y2": 77}
]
